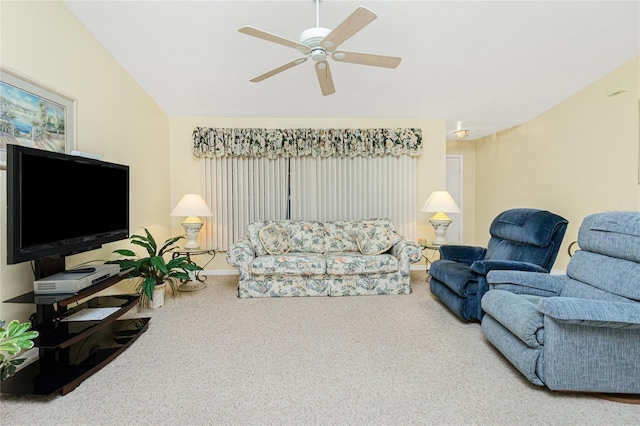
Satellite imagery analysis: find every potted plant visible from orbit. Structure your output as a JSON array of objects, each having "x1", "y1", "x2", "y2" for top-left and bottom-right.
[
  {"x1": 0, "y1": 319, "x2": 39, "y2": 381},
  {"x1": 107, "y1": 228, "x2": 203, "y2": 308}
]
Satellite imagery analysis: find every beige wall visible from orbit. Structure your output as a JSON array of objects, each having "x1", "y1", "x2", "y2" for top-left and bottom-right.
[
  {"x1": 169, "y1": 117, "x2": 447, "y2": 271},
  {"x1": 472, "y1": 56, "x2": 640, "y2": 271},
  {"x1": 0, "y1": 1, "x2": 170, "y2": 322}
]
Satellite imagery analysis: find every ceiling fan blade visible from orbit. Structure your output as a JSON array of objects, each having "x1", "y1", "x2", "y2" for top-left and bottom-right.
[
  {"x1": 331, "y1": 50, "x2": 401, "y2": 68},
  {"x1": 315, "y1": 61, "x2": 335, "y2": 96},
  {"x1": 250, "y1": 58, "x2": 308, "y2": 83},
  {"x1": 238, "y1": 26, "x2": 311, "y2": 54},
  {"x1": 321, "y1": 6, "x2": 377, "y2": 52}
]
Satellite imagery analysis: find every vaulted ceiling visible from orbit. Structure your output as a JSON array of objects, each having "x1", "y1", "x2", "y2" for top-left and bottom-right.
[{"x1": 64, "y1": 1, "x2": 639, "y2": 140}]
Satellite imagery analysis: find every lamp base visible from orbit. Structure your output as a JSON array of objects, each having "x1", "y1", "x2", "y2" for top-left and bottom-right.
[
  {"x1": 430, "y1": 217, "x2": 452, "y2": 245},
  {"x1": 182, "y1": 220, "x2": 203, "y2": 249}
]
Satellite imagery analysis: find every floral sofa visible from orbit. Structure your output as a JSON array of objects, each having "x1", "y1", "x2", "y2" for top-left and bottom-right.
[{"x1": 226, "y1": 219, "x2": 422, "y2": 298}]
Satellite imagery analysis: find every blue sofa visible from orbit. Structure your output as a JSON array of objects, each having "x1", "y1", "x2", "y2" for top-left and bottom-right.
[
  {"x1": 482, "y1": 211, "x2": 640, "y2": 396},
  {"x1": 429, "y1": 208, "x2": 568, "y2": 321}
]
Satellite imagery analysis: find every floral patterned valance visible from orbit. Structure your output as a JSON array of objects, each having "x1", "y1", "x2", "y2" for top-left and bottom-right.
[{"x1": 192, "y1": 127, "x2": 423, "y2": 159}]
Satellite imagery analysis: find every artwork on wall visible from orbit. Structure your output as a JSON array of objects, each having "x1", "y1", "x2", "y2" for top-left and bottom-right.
[{"x1": 0, "y1": 68, "x2": 76, "y2": 169}]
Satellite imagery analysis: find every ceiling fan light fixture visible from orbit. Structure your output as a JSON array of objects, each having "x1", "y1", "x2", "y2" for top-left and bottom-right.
[
  {"x1": 310, "y1": 48, "x2": 327, "y2": 61},
  {"x1": 333, "y1": 52, "x2": 346, "y2": 61},
  {"x1": 454, "y1": 129, "x2": 470, "y2": 139}
]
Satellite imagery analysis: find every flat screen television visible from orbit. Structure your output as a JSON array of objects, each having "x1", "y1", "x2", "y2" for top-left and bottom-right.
[{"x1": 6, "y1": 144, "x2": 130, "y2": 270}]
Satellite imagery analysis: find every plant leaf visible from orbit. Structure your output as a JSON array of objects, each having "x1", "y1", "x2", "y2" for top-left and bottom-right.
[
  {"x1": 141, "y1": 276, "x2": 156, "y2": 300},
  {"x1": 169, "y1": 271, "x2": 190, "y2": 281},
  {"x1": 150, "y1": 256, "x2": 168, "y2": 274},
  {"x1": 111, "y1": 249, "x2": 137, "y2": 257},
  {"x1": 158, "y1": 235, "x2": 185, "y2": 256},
  {"x1": 143, "y1": 228, "x2": 158, "y2": 254}
]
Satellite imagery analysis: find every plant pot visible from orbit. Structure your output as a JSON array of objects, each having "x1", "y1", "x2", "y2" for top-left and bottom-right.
[{"x1": 149, "y1": 283, "x2": 166, "y2": 309}]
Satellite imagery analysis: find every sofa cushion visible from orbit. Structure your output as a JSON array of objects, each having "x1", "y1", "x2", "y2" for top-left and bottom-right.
[
  {"x1": 280, "y1": 220, "x2": 326, "y2": 253},
  {"x1": 246, "y1": 220, "x2": 272, "y2": 256},
  {"x1": 360, "y1": 218, "x2": 403, "y2": 245},
  {"x1": 356, "y1": 226, "x2": 394, "y2": 255},
  {"x1": 258, "y1": 223, "x2": 292, "y2": 255},
  {"x1": 250, "y1": 253, "x2": 326, "y2": 275},
  {"x1": 323, "y1": 221, "x2": 362, "y2": 253},
  {"x1": 325, "y1": 253, "x2": 399, "y2": 275}
]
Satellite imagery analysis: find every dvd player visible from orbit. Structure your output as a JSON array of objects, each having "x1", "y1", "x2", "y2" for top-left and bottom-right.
[{"x1": 33, "y1": 264, "x2": 120, "y2": 294}]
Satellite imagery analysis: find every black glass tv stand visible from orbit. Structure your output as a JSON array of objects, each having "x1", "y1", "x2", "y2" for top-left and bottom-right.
[{"x1": 1, "y1": 274, "x2": 150, "y2": 396}]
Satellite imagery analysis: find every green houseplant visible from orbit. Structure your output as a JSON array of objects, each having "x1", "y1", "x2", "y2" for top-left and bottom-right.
[
  {"x1": 107, "y1": 228, "x2": 203, "y2": 308},
  {"x1": 0, "y1": 319, "x2": 39, "y2": 381}
]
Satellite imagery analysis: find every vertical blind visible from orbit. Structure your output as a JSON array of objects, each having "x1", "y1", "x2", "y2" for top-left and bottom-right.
[
  {"x1": 201, "y1": 157, "x2": 289, "y2": 250},
  {"x1": 289, "y1": 156, "x2": 416, "y2": 240},
  {"x1": 202, "y1": 155, "x2": 417, "y2": 250}
]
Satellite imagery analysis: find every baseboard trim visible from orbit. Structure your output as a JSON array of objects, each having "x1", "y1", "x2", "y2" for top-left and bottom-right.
[{"x1": 202, "y1": 269, "x2": 239, "y2": 276}]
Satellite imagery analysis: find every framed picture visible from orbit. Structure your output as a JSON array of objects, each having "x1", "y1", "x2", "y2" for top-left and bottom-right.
[{"x1": 0, "y1": 68, "x2": 76, "y2": 169}]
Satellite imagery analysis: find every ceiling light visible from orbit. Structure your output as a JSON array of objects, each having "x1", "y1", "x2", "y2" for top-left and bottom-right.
[{"x1": 454, "y1": 129, "x2": 470, "y2": 139}]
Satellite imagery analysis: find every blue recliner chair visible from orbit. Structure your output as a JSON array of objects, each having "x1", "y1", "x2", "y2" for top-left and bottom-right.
[
  {"x1": 482, "y1": 211, "x2": 640, "y2": 397},
  {"x1": 429, "y1": 208, "x2": 568, "y2": 321}
]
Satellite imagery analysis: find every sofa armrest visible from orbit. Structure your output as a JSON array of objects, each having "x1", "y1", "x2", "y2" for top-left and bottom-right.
[
  {"x1": 439, "y1": 245, "x2": 486, "y2": 264},
  {"x1": 471, "y1": 260, "x2": 548, "y2": 275},
  {"x1": 226, "y1": 236, "x2": 255, "y2": 268},
  {"x1": 487, "y1": 270, "x2": 569, "y2": 296},
  {"x1": 391, "y1": 239, "x2": 422, "y2": 264},
  {"x1": 539, "y1": 297, "x2": 640, "y2": 329}
]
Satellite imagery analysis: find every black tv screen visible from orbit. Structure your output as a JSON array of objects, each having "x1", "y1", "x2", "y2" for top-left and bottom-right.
[{"x1": 6, "y1": 144, "x2": 130, "y2": 265}]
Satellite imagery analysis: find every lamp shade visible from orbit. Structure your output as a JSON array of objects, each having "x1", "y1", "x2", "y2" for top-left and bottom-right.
[
  {"x1": 170, "y1": 194, "x2": 213, "y2": 217},
  {"x1": 420, "y1": 191, "x2": 461, "y2": 214}
]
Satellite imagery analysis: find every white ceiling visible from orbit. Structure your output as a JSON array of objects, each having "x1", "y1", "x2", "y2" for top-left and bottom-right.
[{"x1": 63, "y1": 1, "x2": 639, "y2": 140}]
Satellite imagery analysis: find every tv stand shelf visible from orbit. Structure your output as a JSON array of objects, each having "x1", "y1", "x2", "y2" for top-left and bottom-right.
[{"x1": 1, "y1": 274, "x2": 150, "y2": 396}]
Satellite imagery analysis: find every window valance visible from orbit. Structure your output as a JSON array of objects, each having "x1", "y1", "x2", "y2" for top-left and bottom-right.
[{"x1": 192, "y1": 127, "x2": 423, "y2": 159}]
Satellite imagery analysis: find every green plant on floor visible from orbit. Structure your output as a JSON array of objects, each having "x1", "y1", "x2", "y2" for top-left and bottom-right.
[
  {"x1": 0, "y1": 319, "x2": 39, "y2": 381},
  {"x1": 107, "y1": 228, "x2": 203, "y2": 307}
]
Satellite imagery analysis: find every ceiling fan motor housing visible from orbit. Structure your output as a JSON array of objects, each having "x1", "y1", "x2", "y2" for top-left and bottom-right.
[
  {"x1": 300, "y1": 27, "x2": 331, "y2": 48},
  {"x1": 300, "y1": 27, "x2": 331, "y2": 61}
]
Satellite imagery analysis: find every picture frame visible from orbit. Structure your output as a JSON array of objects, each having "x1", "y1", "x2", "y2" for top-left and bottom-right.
[{"x1": 0, "y1": 67, "x2": 76, "y2": 169}]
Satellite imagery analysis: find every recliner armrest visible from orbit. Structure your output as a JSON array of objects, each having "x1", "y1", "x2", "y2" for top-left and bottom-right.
[
  {"x1": 471, "y1": 260, "x2": 548, "y2": 275},
  {"x1": 487, "y1": 270, "x2": 568, "y2": 296},
  {"x1": 539, "y1": 297, "x2": 640, "y2": 328},
  {"x1": 439, "y1": 245, "x2": 486, "y2": 264}
]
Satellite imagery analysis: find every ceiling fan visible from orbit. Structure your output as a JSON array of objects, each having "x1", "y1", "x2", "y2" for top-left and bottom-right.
[{"x1": 238, "y1": 0, "x2": 401, "y2": 96}]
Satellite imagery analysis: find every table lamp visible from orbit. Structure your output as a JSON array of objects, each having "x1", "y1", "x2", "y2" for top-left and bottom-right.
[
  {"x1": 420, "y1": 190, "x2": 461, "y2": 245},
  {"x1": 170, "y1": 194, "x2": 213, "y2": 249}
]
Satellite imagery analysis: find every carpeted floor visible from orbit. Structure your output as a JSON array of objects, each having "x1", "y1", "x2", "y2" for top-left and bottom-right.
[{"x1": 1, "y1": 272, "x2": 639, "y2": 425}]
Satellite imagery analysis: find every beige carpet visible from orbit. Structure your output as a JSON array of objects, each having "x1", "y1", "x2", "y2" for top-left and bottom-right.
[{"x1": 1, "y1": 272, "x2": 639, "y2": 425}]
